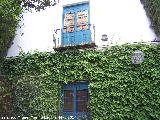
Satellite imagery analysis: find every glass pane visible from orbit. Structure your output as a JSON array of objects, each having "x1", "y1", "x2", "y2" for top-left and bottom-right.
[
  {"x1": 64, "y1": 90, "x2": 74, "y2": 112},
  {"x1": 76, "y1": 89, "x2": 88, "y2": 112},
  {"x1": 64, "y1": 13, "x2": 74, "y2": 32},
  {"x1": 77, "y1": 10, "x2": 88, "y2": 31}
]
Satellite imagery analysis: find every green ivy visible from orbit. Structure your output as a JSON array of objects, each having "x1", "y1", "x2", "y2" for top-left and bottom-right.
[
  {"x1": 1, "y1": 44, "x2": 160, "y2": 119},
  {"x1": 0, "y1": 0, "x2": 22, "y2": 116},
  {"x1": 10, "y1": 75, "x2": 60, "y2": 118},
  {"x1": 0, "y1": 77, "x2": 12, "y2": 116}
]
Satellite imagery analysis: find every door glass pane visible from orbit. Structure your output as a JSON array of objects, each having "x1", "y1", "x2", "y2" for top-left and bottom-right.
[
  {"x1": 64, "y1": 13, "x2": 74, "y2": 32},
  {"x1": 77, "y1": 10, "x2": 89, "y2": 31},
  {"x1": 64, "y1": 90, "x2": 74, "y2": 112},
  {"x1": 76, "y1": 89, "x2": 88, "y2": 112}
]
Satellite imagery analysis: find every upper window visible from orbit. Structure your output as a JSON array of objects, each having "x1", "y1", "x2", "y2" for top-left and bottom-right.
[{"x1": 62, "y1": 2, "x2": 91, "y2": 46}]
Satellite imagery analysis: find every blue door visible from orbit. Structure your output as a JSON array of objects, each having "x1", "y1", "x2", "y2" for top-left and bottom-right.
[
  {"x1": 62, "y1": 82, "x2": 89, "y2": 119},
  {"x1": 62, "y1": 2, "x2": 91, "y2": 46}
]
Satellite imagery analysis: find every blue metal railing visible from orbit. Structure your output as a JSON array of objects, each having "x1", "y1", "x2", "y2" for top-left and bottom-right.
[{"x1": 61, "y1": 24, "x2": 95, "y2": 47}]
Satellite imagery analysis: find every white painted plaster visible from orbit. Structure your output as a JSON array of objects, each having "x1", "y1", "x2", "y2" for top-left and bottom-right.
[{"x1": 7, "y1": 0, "x2": 156, "y2": 57}]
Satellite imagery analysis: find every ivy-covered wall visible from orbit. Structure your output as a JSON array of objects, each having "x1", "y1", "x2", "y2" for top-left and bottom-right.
[
  {"x1": 144, "y1": 0, "x2": 160, "y2": 37},
  {"x1": 0, "y1": 0, "x2": 22, "y2": 116},
  {"x1": 0, "y1": 77, "x2": 12, "y2": 116},
  {"x1": 1, "y1": 44, "x2": 160, "y2": 119},
  {"x1": 1, "y1": 0, "x2": 159, "y2": 119}
]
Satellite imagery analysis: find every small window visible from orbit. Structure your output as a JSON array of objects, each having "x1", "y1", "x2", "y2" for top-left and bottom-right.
[{"x1": 62, "y1": 82, "x2": 89, "y2": 119}]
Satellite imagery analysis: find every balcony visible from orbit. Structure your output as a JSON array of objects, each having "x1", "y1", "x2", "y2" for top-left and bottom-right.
[{"x1": 54, "y1": 24, "x2": 96, "y2": 52}]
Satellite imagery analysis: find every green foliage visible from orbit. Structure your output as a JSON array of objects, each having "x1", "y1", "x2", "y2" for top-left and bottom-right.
[
  {"x1": 0, "y1": 77, "x2": 12, "y2": 116},
  {"x1": 0, "y1": 0, "x2": 22, "y2": 116},
  {"x1": 20, "y1": 0, "x2": 58, "y2": 11},
  {"x1": 11, "y1": 75, "x2": 60, "y2": 118},
  {"x1": 1, "y1": 44, "x2": 160, "y2": 119},
  {"x1": 0, "y1": 0, "x2": 22, "y2": 58},
  {"x1": 144, "y1": 0, "x2": 160, "y2": 37}
]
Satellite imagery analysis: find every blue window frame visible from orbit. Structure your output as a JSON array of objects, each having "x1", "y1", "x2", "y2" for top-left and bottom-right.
[
  {"x1": 62, "y1": 2, "x2": 91, "y2": 46},
  {"x1": 61, "y1": 82, "x2": 89, "y2": 119}
]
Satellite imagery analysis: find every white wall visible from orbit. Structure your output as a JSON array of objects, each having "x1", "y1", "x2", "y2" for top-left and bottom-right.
[{"x1": 7, "y1": 0, "x2": 156, "y2": 57}]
